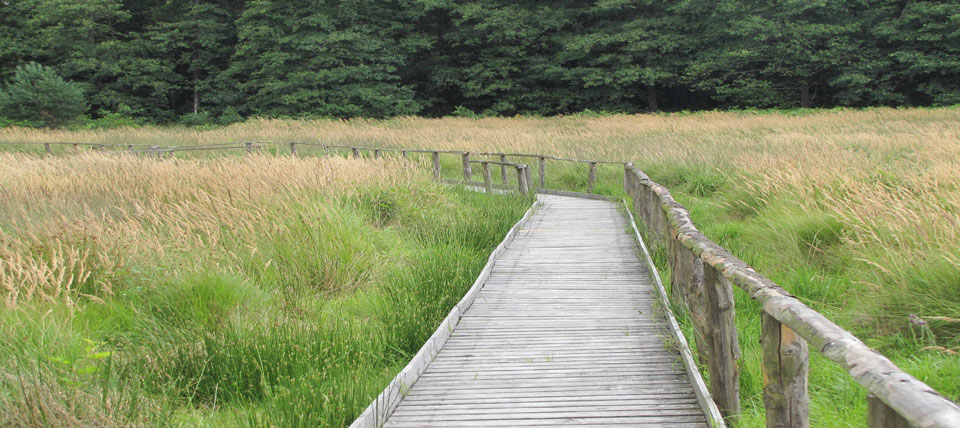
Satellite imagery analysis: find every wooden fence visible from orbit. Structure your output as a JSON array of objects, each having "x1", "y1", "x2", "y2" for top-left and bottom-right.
[{"x1": 4, "y1": 140, "x2": 960, "y2": 427}]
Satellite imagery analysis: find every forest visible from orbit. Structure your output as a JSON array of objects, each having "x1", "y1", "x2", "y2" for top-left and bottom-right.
[{"x1": 1, "y1": 0, "x2": 958, "y2": 123}]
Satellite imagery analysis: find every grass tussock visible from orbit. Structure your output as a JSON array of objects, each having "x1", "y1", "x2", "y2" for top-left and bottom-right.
[{"x1": 0, "y1": 152, "x2": 531, "y2": 427}]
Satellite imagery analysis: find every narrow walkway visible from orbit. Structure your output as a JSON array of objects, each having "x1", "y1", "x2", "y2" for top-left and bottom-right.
[{"x1": 383, "y1": 195, "x2": 708, "y2": 427}]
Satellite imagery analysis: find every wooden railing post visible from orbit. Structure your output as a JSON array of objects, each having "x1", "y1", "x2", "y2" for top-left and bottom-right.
[
  {"x1": 352, "y1": 147, "x2": 360, "y2": 158},
  {"x1": 245, "y1": 142, "x2": 252, "y2": 153},
  {"x1": 323, "y1": 145, "x2": 330, "y2": 156},
  {"x1": 868, "y1": 395, "x2": 911, "y2": 428},
  {"x1": 127, "y1": 144, "x2": 134, "y2": 152},
  {"x1": 624, "y1": 162, "x2": 633, "y2": 192},
  {"x1": 702, "y1": 263, "x2": 741, "y2": 421},
  {"x1": 524, "y1": 165, "x2": 533, "y2": 193},
  {"x1": 668, "y1": 239, "x2": 712, "y2": 366},
  {"x1": 374, "y1": 149, "x2": 380, "y2": 160},
  {"x1": 290, "y1": 142, "x2": 298, "y2": 156},
  {"x1": 401, "y1": 150, "x2": 408, "y2": 160},
  {"x1": 461, "y1": 152, "x2": 472, "y2": 180},
  {"x1": 432, "y1": 151, "x2": 441, "y2": 181},
  {"x1": 499, "y1": 154, "x2": 508, "y2": 185},
  {"x1": 587, "y1": 161, "x2": 598, "y2": 192},
  {"x1": 43, "y1": 143, "x2": 51, "y2": 155},
  {"x1": 762, "y1": 313, "x2": 810, "y2": 428},
  {"x1": 538, "y1": 156, "x2": 546, "y2": 189},
  {"x1": 482, "y1": 162, "x2": 493, "y2": 194},
  {"x1": 517, "y1": 165, "x2": 529, "y2": 196}
]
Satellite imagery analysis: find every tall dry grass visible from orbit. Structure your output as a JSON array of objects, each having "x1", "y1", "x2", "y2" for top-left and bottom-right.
[{"x1": 0, "y1": 153, "x2": 421, "y2": 306}]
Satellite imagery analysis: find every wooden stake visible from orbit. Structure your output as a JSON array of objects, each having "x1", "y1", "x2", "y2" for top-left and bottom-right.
[
  {"x1": 538, "y1": 156, "x2": 546, "y2": 189},
  {"x1": 500, "y1": 154, "x2": 508, "y2": 185},
  {"x1": 461, "y1": 152, "x2": 472, "y2": 180},
  {"x1": 482, "y1": 162, "x2": 493, "y2": 194},
  {"x1": 245, "y1": 142, "x2": 252, "y2": 153},
  {"x1": 44, "y1": 143, "x2": 51, "y2": 155},
  {"x1": 401, "y1": 150, "x2": 408, "y2": 160},
  {"x1": 587, "y1": 162, "x2": 598, "y2": 192},
  {"x1": 290, "y1": 142, "x2": 298, "y2": 156},
  {"x1": 374, "y1": 149, "x2": 380, "y2": 160},
  {"x1": 352, "y1": 148, "x2": 360, "y2": 158},
  {"x1": 432, "y1": 152, "x2": 441, "y2": 181},
  {"x1": 702, "y1": 263, "x2": 741, "y2": 421},
  {"x1": 868, "y1": 394, "x2": 911, "y2": 428},
  {"x1": 762, "y1": 312, "x2": 809, "y2": 428},
  {"x1": 517, "y1": 166, "x2": 529, "y2": 196}
]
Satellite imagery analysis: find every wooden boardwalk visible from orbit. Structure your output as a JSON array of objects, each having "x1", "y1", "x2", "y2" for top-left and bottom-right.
[{"x1": 381, "y1": 195, "x2": 710, "y2": 427}]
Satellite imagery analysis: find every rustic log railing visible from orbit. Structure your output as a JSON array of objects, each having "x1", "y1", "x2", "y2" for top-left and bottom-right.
[
  {"x1": 4, "y1": 140, "x2": 960, "y2": 427},
  {"x1": 623, "y1": 163, "x2": 960, "y2": 428}
]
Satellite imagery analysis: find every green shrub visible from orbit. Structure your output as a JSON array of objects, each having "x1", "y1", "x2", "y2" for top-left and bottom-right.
[{"x1": 0, "y1": 62, "x2": 86, "y2": 128}]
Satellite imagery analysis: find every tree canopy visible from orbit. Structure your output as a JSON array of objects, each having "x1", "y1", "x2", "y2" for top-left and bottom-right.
[{"x1": 1, "y1": 0, "x2": 958, "y2": 123}]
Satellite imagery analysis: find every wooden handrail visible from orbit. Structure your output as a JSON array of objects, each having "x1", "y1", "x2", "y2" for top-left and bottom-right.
[{"x1": 623, "y1": 164, "x2": 960, "y2": 428}]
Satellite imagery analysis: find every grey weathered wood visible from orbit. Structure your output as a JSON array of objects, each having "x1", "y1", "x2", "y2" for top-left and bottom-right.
[
  {"x1": 538, "y1": 156, "x2": 546, "y2": 188},
  {"x1": 702, "y1": 263, "x2": 741, "y2": 421},
  {"x1": 625, "y1": 164, "x2": 960, "y2": 428},
  {"x1": 127, "y1": 144, "x2": 134, "y2": 152},
  {"x1": 482, "y1": 162, "x2": 494, "y2": 193},
  {"x1": 43, "y1": 143, "x2": 51, "y2": 154},
  {"x1": 374, "y1": 149, "x2": 380, "y2": 159},
  {"x1": 762, "y1": 312, "x2": 810, "y2": 428},
  {"x1": 517, "y1": 166, "x2": 529, "y2": 196},
  {"x1": 348, "y1": 199, "x2": 540, "y2": 428},
  {"x1": 401, "y1": 150, "x2": 408, "y2": 160},
  {"x1": 587, "y1": 161, "x2": 598, "y2": 192},
  {"x1": 668, "y1": 238, "x2": 712, "y2": 366},
  {"x1": 352, "y1": 147, "x2": 360, "y2": 158},
  {"x1": 356, "y1": 195, "x2": 711, "y2": 428},
  {"x1": 500, "y1": 154, "x2": 509, "y2": 185},
  {"x1": 289, "y1": 142, "x2": 297, "y2": 156},
  {"x1": 462, "y1": 152, "x2": 472, "y2": 180},
  {"x1": 244, "y1": 142, "x2": 252, "y2": 153},
  {"x1": 869, "y1": 394, "x2": 912, "y2": 428},
  {"x1": 432, "y1": 151, "x2": 441, "y2": 181},
  {"x1": 524, "y1": 165, "x2": 533, "y2": 194}
]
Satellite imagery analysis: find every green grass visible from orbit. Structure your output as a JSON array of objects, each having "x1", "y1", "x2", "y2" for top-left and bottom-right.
[{"x1": 0, "y1": 184, "x2": 531, "y2": 428}]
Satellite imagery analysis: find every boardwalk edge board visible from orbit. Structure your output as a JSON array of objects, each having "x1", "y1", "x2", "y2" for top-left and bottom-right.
[
  {"x1": 349, "y1": 199, "x2": 542, "y2": 428},
  {"x1": 621, "y1": 198, "x2": 726, "y2": 428}
]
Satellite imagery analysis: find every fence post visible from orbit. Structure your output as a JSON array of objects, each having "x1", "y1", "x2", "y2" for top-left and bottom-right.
[
  {"x1": 702, "y1": 263, "x2": 741, "y2": 421},
  {"x1": 324, "y1": 145, "x2": 330, "y2": 156},
  {"x1": 401, "y1": 150, "x2": 408, "y2": 160},
  {"x1": 352, "y1": 148, "x2": 360, "y2": 158},
  {"x1": 482, "y1": 162, "x2": 493, "y2": 194},
  {"x1": 762, "y1": 312, "x2": 810, "y2": 428},
  {"x1": 668, "y1": 239, "x2": 712, "y2": 366},
  {"x1": 538, "y1": 156, "x2": 546, "y2": 189},
  {"x1": 623, "y1": 162, "x2": 633, "y2": 192},
  {"x1": 867, "y1": 395, "x2": 911, "y2": 428},
  {"x1": 587, "y1": 161, "x2": 598, "y2": 192},
  {"x1": 73, "y1": 143, "x2": 79, "y2": 150},
  {"x1": 432, "y1": 151, "x2": 441, "y2": 181},
  {"x1": 245, "y1": 142, "x2": 252, "y2": 153},
  {"x1": 374, "y1": 149, "x2": 380, "y2": 160},
  {"x1": 461, "y1": 152, "x2": 472, "y2": 181},
  {"x1": 517, "y1": 165, "x2": 529, "y2": 196},
  {"x1": 290, "y1": 142, "x2": 298, "y2": 156},
  {"x1": 127, "y1": 144, "x2": 134, "y2": 152},
  {"x1": 499, "y1": 154, "x2": 508, "y2": 185},
  {"x1": 44, "y1": 143, "x2": 51, "y2": 155}
]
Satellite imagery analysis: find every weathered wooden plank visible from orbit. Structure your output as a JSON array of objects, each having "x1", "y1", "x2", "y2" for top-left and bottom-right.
[
  {"x1": 702, "y1": 263, "x2": 741, "y2": 421},
  {"x1": 868, "y1": 394, "x2": 912, "y2": 428},
  {"x1": 461, "y1": 151, "x2": 472, "y2": 180}
]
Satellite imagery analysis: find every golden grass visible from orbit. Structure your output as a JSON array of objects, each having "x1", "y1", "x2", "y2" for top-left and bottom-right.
[{"x1": 0, "y1": 153, "x2": 421, "y2": 306}]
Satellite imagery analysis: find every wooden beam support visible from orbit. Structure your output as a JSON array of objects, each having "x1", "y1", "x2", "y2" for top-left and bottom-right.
[
  {"x1": 587, "y1": 161, "x2": 598, "y2": 192},
  {"x1": 517, "y1": 166, "x2": 529, "y2": 196},
  {"x1": 702, "y1": 263, "x2": 741, "y2": 421},
  {"x1": 43, "y1": 143, "x2": 51, "y2": 155},
  {"x1": 245, "y1": 142, "x2": 252, "y2": 153},
  {"x1": 762, "y1": 312, "x2": 809, "y2": 428},
  {"x1": 352, "y1": 147, "x2": 360, "y2": 158},
  {"x1": 432, "y1": 151, "x2": 441, "y2": 181},
  {"x1": 500, "y1": 154, "x2": 508, "y2": 185},
  {"x1": 401, "y1": 150, "x2": 408, "y2": 160},
  {"x1": 668, "y1": 238, "x2": 712, "y2": 366},
  {"x1": 869, "y1": 394, "x2": 912, "y2": 428},
  {"x1": 538, "y1": 156, "x2": 546, "y2": 189},
  {"x1": 462, "y1": 152, "x2": 472, "y2": 180},
  {"x1": 374, "y1": 149, "x2": 380, "y2": 159},
  {"x1": 290, "y1": 142, "x2": 298, "y2": 156},
  {"x1": 482, "y1": 162, "x2": 493, "y2": 194}
]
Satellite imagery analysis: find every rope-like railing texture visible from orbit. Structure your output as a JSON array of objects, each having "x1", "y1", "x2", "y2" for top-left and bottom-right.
[{"x1": 2, "y1": 140, "x2": 959, "y2": 427}]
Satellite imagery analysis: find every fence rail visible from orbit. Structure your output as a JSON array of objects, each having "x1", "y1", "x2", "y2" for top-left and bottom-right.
[{"x1": 3, "y1": 140, "x2": 960, "y2": 427}]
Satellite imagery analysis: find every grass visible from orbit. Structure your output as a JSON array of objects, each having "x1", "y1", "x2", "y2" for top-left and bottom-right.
[
  {"x1": 0, "y1": 152, "x2": 531, "y2": 427},
  {"x1": 2, "y1": 107, "x2": 960, "y2": 426}
]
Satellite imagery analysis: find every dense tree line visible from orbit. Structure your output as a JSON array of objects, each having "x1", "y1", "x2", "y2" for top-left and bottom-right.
[{"x1": 1, "y1": 0, "x2": 958, "y2": 123}]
